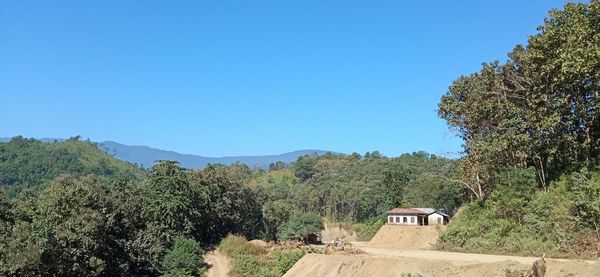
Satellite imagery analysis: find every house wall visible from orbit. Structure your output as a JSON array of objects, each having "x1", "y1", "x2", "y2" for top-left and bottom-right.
[
  {"x1": 387, "y1": 215, "x2": 418, "y2": 225},
  {"x1": 428, "y1": 213, "x2": 445, "y2": 225}
]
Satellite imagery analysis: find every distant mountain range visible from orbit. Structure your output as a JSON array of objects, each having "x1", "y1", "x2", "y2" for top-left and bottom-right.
[{"x1": 0, "y1": 137, "x2": 328, "y2": 169}]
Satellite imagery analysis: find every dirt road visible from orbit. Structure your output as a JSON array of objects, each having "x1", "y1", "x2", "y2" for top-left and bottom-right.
[
  {"x1": 204, "y1": 249, "x2": 230, "y2": 277},
  {"x1": 284, "y1": 251, "x2": 599, "y2": 277},
  {"x1": 354, "y1": 241, "x2": 546, "y2": 265},
  {"x1": 284, "y1": 225, "x2": 599, "y2": 277}
]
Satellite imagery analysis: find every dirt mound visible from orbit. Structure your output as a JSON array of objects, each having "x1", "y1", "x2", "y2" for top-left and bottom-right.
[
  {"x1": 368, "y1": 225, "x2": 441, "y2": 249},
  {"x1": 248, "y1": 239, "x2": 268, "y2": 247},
  {"x1": 323, "y1": 243, "x2": 365, "y2": 255},
  {"x1": 283, "y1": 253, "x2": 599, "y2": 277}
]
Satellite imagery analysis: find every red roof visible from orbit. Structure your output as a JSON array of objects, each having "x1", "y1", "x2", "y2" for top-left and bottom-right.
[{"x1": 385, "y1": 208, "x2": 428, "y2": 215}]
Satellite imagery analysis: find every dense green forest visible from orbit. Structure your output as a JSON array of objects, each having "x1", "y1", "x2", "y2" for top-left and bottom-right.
[
  {"x1": 0, "y1": 136, "x2": 144, "y2": 196},
  {"x1": 0, "y1": 137, "x2": 464, "y2": 276},
  {"x1": 437, "y1": 1, "x2": 600, "y2": 257}
]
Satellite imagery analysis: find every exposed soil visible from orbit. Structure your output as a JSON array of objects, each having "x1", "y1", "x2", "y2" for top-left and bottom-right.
[
  {"x1": 204, "y1": 249, "x2": 230, "y2": 277},
  {"x1": 368, "y1": 225, "x2": 442, "y2": 249},
  {"x1": 284, "y1": 225, "x2": 599, "y2": 277},
  {"x1": 284, "y1": 252, "x2": 598, "y2": 277},
  {"x1": 321, "y1": 222, "x2": 357, "y2": 243}
]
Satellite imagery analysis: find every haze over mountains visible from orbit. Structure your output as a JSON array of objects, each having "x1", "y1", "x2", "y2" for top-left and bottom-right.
[{"x1": 0, "y1": 137, "x2": 328, "y2": 169}]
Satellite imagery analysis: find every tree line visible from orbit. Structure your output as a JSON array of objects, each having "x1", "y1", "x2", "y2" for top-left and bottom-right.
[
  {"x1": 438, "y1": 1, "x2": 600, "y2": 197},
  {"x1": 437, "y1": 1, "x2": 600, "y2": 257},
  {"x1": 0, "y1": 160, "x2": 262, "y2": 276},
  {"x1": 0, "y1": 138, "x2": 466, "y2": 276}
]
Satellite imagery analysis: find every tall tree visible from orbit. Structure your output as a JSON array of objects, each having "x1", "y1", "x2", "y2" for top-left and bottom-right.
[{"x1": 439, "y1": 1, "x2": 600, "y2": 192}]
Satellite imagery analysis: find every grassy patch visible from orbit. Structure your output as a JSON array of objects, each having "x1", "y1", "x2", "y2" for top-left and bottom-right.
[
  {"x1": 353, "y1": 217, "x2": 385, "y2": 241},
  {"x1": 218, "y1": 235, "x2": 308, "y2": 277}
]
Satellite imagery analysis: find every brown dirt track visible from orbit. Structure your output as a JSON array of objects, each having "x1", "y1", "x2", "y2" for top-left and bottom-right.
[
  {"x1": 283, "y1": 252, "x2": 598, "y2": 277},
  {"x1": 283, "y1": 225, "x2": 599, "y2": 277},
  {"x1": 204, "y1": 249, "x2": 230, "y2": 277}
]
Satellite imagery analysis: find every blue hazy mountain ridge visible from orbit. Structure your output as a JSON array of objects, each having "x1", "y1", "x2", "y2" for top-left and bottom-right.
[
  {"x1": 0, "y1": 137, "x2": 328, "y2": 169},
  {"x1": 99, "y1": 141, "x2": 328, "y2": 168}
]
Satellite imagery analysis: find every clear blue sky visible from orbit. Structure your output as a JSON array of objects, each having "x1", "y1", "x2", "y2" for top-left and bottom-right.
[{"x1": 0, "y1": 1, "x2": 575, "y2": 157}]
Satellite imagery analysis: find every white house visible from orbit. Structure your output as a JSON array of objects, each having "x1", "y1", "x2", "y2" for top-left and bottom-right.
[{"x1": 385, "y1": 208, "x2": 449, "y2": 226}]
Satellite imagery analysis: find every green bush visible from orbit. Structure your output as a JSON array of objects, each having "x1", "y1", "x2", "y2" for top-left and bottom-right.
[
  {"x1": 218, "y1": 235, "x2": 305, "y2": 277},
  {"x1": 354, "y1": 217, "x2": 385, "y2": 241},
  {"x1": 274, "y1": 250, "x2": 304, "y2": 275},
  {"x1": 233, "y1": 255, "x2": 261, "y2": 276},
  {"x1": 161, "y1": 236, "x2": 205, "y2": 277}
]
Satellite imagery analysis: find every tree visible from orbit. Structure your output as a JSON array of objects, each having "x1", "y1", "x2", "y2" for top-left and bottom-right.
[
  {"x1": 277, "y1": 213, "x2": 323, "y2": 242},
  {"x1": 269, "y1": 161, "x2": 287, "y2": 171},
  {"x1": 293, "y1": 155, "x2": 317, "y2": 182},
  {"x1": 161, "y1": 236, "x2": 204, "y2": 277},
  {"x1": 569, "y1": 171, "x2": 600, "y2": 249},
  {"x1": 196, "y1": 164, "x2": 263, "y2": 244},
  {"x1": 438, "y1": 1, "x2": 600, "y2": 192},
  {"x1": 144, "y1": 161, "x2": 206, "y2": 243},
  {"x1": 4, "y1": 175, "x2": 152, "y2": 276},
  {"x1": 381, "y1": 163, "x2": 409, "y2": 208},
  {"x1": 0, "y1": 188, "x2": 13, "y2": 273},
  {"x1": 262, "y1": 200, "x2": 295, "y2": 241},
  {"x1": 0, "y1": 189, "x2": 12, "y2": 234}
]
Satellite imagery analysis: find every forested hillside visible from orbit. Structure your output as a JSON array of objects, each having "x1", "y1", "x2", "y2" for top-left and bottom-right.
[
  {"x1": 437, "y1": 1, "x2": 600, "y2": 257},
  {"x1": 0, "y1": 136, "x2": 144, "y2": 195},
  {"x1": 0, "y1": 137, "x2": 464, "y2": 276},
  {"x1": 251, "y1": 151, "x2": 467, "y2": 241},
  {"x1": 255, "y1": 152, "x2": 465, "y2": 220}
]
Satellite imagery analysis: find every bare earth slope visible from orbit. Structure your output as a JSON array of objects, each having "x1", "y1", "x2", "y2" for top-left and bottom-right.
[
  {"x1": 368, "y1": 225, "x2": 442, "y2": 249},
  {"x1": 321, "y1": 223, "x2": 357, "y2": 243},
  {"x1": 204, "y1": 249, "x2": 230, "y2": 277}
]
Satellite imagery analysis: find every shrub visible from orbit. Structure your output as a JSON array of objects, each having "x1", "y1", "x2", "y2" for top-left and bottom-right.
[
  {"x1": 218, "y1": 234, "x2": 306, "y2": 277},
  {"x1": 161, "y1": 236, "x2": 204, "y2": 277},
  {"x1": 233, "y1": 254, "x2": 261, "y2": 276},
  {"x1": 273, "y1": 250, "x2": 304, "y2": 275},
  {"x1": 354, "y1": 217, "x2": 385, "y2": 241},
  {"x1": 219, "y1": 235, "x2": 266, "y2": 257}
]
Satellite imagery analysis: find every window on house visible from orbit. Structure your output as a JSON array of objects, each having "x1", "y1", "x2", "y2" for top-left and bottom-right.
[
  {"x1": 403, "y1": 217, "x2": 407, "y2": 223},
  {"x1": 388, "y1": 217, "x2": 393, "y2": 223},
  {"x1": 395, "y1": 216, "x2": 400, "y2": 223},
  {"x1": 411, "y1": 217, "x2": 415, "y2": 223}
]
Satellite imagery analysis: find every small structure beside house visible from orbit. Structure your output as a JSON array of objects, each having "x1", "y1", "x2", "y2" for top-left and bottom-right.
[{"x1": 385, "y1": 208, "x2": 449, "y2": 226}]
